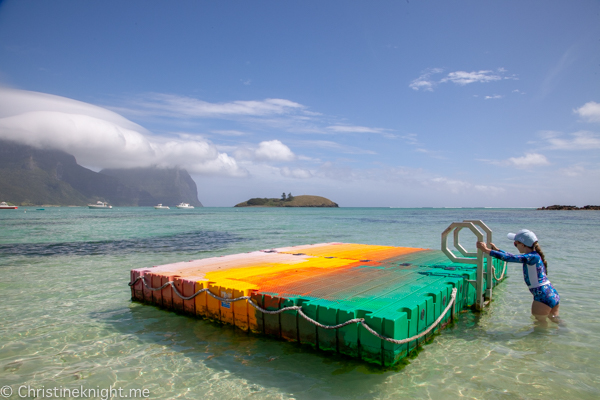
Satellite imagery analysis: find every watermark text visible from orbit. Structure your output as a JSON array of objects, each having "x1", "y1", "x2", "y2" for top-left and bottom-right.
[{"x1": 1, "y1": 385, "x2": 150, "y2": 400}]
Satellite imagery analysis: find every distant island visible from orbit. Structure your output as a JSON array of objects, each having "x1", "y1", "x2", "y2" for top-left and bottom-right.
[
  {"x1": 235, "y1": 195, "x2": 338, "y2": 207},
  {"x1": 538, "y1": 205, "x2": 600, "y2": 210}
]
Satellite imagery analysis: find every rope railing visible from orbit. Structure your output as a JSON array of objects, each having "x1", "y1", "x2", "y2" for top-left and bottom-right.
[
  {"x1": 129, "y1": 276, "x2": 457, "y2": 344},
  {"x1": 491, "y1": 258, "x2": 507, "y2": 281}
]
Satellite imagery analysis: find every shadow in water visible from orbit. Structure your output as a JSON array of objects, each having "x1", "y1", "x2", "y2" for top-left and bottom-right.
[{"x1": 93, "y1": 301, "x2": 404, "y2": 399}]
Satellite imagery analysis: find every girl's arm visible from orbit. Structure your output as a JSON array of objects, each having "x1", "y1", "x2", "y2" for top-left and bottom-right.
[
  {"x1": 489, "y1": 250, "x2": 528, "y2": 263},
  {"x1": 476, "y1": 242, "x2": 525, "y2": 263}
]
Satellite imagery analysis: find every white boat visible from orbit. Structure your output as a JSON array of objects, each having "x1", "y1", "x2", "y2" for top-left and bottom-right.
[
  {"x1": 154, "y1": 204, "x2": 170, "y2": 209},
  {"x1": 88, "y1": 201, "x2": 112, "y2": 209},
  {"x1": 0, "y1": 202, "x2": 18, "y2": 209},
  {"x1": 176, "y1": 203, "x2": 194, "y2": 209}
]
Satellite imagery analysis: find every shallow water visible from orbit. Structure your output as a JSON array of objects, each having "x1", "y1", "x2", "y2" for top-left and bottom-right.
[{"x1": 1, "y1": 207, "x2": 598, "y2": 399}]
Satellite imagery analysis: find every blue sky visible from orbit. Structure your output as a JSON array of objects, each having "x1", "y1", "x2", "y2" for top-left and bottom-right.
[{"x1": 0, "y1": 0, "x2": 599, "y2": 207}]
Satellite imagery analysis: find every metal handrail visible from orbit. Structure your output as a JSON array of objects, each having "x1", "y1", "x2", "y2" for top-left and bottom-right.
[{"x1": 441, "y1": 220, "x2": 492, "y2": 310}]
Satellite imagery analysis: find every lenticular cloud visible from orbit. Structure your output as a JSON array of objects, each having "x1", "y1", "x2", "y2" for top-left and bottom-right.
[
  {"x1": 0, "y1": 110, "x2": 154, "y2": 168},
  {"x1": 0, "y1": 88, "x2": 247, "y2": 176}
]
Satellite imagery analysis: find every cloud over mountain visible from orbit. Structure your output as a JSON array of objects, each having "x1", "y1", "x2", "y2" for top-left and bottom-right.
[{"x1": 0, "y1": 88, "x2": 247, "y2": 176}]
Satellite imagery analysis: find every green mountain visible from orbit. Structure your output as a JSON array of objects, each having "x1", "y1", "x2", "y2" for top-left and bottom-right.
[
  {"x1": 0, "y1": 139, "x2": 202, "y2": 206},
  {"x1": 100, "y1": 167, "x2": 203, "y2": 207}
]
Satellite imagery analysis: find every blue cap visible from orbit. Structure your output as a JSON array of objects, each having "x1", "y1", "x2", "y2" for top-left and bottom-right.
[{"x1": 507, "y1": 229, "x2": 538, "y2": 247}]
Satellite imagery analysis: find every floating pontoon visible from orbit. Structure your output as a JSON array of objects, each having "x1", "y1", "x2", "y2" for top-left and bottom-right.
[{"x1": 129, "y1": 220, "x2": 506, "y2": 366}]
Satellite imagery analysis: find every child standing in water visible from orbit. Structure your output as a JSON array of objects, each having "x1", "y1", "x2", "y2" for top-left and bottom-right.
[{"x1": 477, "y1": 229, "x2": 560, "y2": 325}]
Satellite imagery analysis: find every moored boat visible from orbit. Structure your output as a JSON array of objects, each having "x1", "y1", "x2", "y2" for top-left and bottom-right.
[
  {"x1": 0, "y1": 202, "x2": 18, "y2": 209},
  {"x1": 154, "y1": 204, "x2": 170, "y2": 209},
  {"x1": 176, "y1": 203, "x2": 194, "y2": 209},
  {"x1": 88, "y1": 201, "x2": 112, "y2": 209}
]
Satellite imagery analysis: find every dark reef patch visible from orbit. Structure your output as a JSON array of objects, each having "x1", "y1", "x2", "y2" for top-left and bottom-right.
[{"x1": 0, "y1": 230, "x2": 248, "y2": 257}]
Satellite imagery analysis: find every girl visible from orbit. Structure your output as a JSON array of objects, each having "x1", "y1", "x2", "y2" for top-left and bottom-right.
[{"x1": 477, "y1": 229, "x2": 560, "y2": 324}]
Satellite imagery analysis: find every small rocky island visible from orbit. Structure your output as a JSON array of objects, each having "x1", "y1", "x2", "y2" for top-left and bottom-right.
[
  {"x1": 538, "y1": 205, "x2": 600, "y2": 210},
  {"x1": 235, "y1": 194, "x2": 338, "y2": 207}
]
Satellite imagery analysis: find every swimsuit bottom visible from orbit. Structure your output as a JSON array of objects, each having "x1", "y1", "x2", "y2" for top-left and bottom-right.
[{"x1": 529, "y1": 284, "x2": 560, "y2": 309}]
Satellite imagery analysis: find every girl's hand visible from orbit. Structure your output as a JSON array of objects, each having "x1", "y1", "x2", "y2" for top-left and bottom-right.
[
  {"x1": 489, "y1": 243, "x2": 499, "y2": 251},
  {"x1": 476, "y1": 241, "x2": 491, "y2": 254}
]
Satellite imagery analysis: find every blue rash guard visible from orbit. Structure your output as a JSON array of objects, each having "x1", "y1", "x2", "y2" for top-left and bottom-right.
[
  {"x1": 490, "y1": 249, "x2": 559, "y2": 308},
  {"x1": 490, "y1": 249, "x2": 549, "y2": 288}
]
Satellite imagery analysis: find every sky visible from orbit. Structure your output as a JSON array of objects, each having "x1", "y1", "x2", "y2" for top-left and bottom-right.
[{"x1": 0, "y1": 0, "x2": 599, "y2": 207}]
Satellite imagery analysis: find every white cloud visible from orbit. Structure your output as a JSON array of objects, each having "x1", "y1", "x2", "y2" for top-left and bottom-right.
[
  {"x1": 109, "y1": 93, "x2": 337, "y2": 138},
  {"x1": 0, "y1": 111, "x2": 153, "y2": 165},
  {"x1": 109, "y1": 92, "x2": 407, "y2": 141},
  {"x1": 0, "y1": 88, "x2": 247, "y2": 176},
  {"x1": 409, "y1": 68, "x2": 444, "y2": 91},
  {"x1": 254, "y1": 140, "x2": 296, "y2": 161},
  {"x1": 410, "y1": 68, "x2": 517, "y2": 91},
  {"x1": 296, "y1": 140, "x2": 377, "y2": 155},
  {"x1": 151, "y1": 137, "x2": 246, "y2": 176},
  {"x1": 0, "y1": 88, "x2": 146, "y2": 132},
  {"x1": 574, "y1": 101, "x2": 600, "y2": 123},
  {"x1": 119, "y1": 93, "x2": 306, "y2": 118},
  {"x1": 441, "y1": 70, "x2": 503, "y2": 85},
  {"x1": 506, "y1": 153, "x2": 550, "y2": 168},
  {"x1": 480, "y1": 153, "x2": 550, "y2": 169},
  {"x1": 233, "y1": 140, "x2": 296, "y2": 162},
  {"x1": 409, "y1": 79, "x2": 436, "y2": 92},
  {"x1": 545, "y1": 131, "x2": 600, "y2": 150},
  {"x1": 326, "y1": 125, "x2": 396, "y2": 139},
  {"x1": 327, "y1": 125, "x2": 383, "y2": 134},
  {"x1": 400, "y1": 133, "x2": 420, "y2": 145},
  {"x1": 280, "y1": 167, "x2": 312, "y2": 179},
  {"x1": 485, "y1": 95, "x2": 503, "y2": 100}
]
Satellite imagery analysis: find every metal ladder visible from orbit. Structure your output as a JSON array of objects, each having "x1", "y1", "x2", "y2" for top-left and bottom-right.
[{"x1": 441, "y1": 220, "x2": 494, "y2": 310}]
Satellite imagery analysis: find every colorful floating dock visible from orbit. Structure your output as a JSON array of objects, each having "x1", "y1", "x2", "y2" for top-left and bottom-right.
[{"x1": 129, "y1": 220, "x2": 506, "y2": 366}]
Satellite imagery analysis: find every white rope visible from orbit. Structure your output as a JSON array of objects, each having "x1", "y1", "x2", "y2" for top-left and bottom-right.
[
  {"x1": 491, "y1": 259, "x2": 507, "y2": 281},
  {"x1": 130, "y1": 276, "x2": 457, "y2": 344},
  {"x1": 358, "y1": 288, "x2": 457, "y2": 344}
]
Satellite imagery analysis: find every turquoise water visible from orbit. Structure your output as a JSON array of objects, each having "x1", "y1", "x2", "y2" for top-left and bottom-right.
[{"x1": 1, "y1": 207, "x2": 599, "y2": 399}]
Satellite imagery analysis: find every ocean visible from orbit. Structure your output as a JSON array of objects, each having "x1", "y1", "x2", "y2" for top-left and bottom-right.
[{"x1": 1, "y1": 207, "x2": 598, "y2": 399}]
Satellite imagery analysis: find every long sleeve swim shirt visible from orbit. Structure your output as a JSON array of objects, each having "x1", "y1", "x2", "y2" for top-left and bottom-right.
[{"x1": 490, "y1": 250, "x2": 550, "y2": 289}]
